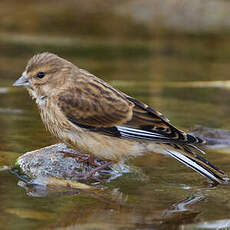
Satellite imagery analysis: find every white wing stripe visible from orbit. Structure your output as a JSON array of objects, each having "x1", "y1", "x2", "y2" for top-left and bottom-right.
[
  {"x1": 117, "y1": 126, "x2": 162, "y2": 135},
  {"x1": 117, "y1": 126, "x2": 168, "y2": 140},
  {"x1": 165, "y1": 149, "x2": 221, "y2": 183}
]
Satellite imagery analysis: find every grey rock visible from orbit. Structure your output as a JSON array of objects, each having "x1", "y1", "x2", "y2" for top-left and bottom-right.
[
  {"x1": 190, "y1": 125, "x2": 230, "y2": 148},
  {"x1": 16, "y1": 143, "x2": 122, "y2": 183},
  {"x1": 116, "y1": 0, "x2": 230, "y2": 32}
]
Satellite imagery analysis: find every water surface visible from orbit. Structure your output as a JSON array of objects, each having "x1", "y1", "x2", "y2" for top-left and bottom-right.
[{"x1": 1, "y1": 35, "x2": 230, "y2": 230}]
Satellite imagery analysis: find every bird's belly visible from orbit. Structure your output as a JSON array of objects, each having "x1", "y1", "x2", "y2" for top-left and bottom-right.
[
  {"x1": 59, "y1": 130, "x2": 142, "y2": 161},
  {"x1": 61, "y1": 130, "x2": 166, "y2": 162}
]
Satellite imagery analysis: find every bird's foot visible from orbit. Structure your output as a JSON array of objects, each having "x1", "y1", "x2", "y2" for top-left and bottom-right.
[
  {"x1": 86, "y1": 155, "x2": 101, "y2": 167},
  {"x1": 83, "y1": 161, "x2": 113, "y2": 180},
  {"x1": 59, "y1": 151, "x2": 100, "y2": 166}
]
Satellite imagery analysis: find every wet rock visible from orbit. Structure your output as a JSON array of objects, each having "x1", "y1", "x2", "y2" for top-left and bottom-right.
[
  {"x1": 16, "y1": 143, "x2": 125, "y2": 183},
  {"x1": 189, "y1": 125, "x2": 230, "y2": 148},
  {"x1": 15, "y1": 145, "x2": 131, "y2": 201}
]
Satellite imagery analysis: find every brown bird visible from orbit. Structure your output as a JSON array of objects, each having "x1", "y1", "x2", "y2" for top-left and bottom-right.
[{"x1": 13, "y1": 52, "x2": 227, "y2": 184}]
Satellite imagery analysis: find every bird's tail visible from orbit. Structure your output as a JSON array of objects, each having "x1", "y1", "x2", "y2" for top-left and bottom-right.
[{"x1": 163, "y1": 143, "x2": 228, "y2": 184}]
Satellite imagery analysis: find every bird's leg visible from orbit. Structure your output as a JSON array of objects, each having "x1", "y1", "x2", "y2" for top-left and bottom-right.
[
  {"x1": 59, "y1": 151, "x2": 100, "y2": 166},
  {"x1": 59, "y1": 150, "x2": 113, "y2": 180},
  {"x1": 87, "y1": 155, "x2": 101, "y2": 167},
  {"x1": 59, "y1": 150, "x2": 89, "y2": 161},
  {"x1": 84, "y1": 161, "x2": 113, "y2": 179}
]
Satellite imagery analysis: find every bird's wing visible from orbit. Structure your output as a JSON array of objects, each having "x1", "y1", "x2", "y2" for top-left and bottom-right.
[{"x1": 57, "y1": 76, "x2": 134, "y2": 128}]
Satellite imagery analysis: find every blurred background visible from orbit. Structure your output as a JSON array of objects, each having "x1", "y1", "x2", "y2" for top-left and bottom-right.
[
  {"x1": 2, "y1": 0, "x2": 230, "y2": 83},
  {"x1": 1, "y1": 1, "x2": 230, "y2": 230}
]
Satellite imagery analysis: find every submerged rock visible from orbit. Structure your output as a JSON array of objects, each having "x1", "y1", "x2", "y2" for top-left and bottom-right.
[
  {"x1": 189, "y1": 125, "x2": 230, "y2": 148},
  {"x1": 15, "y1": 143, "x2": 126, "y2": 184}
]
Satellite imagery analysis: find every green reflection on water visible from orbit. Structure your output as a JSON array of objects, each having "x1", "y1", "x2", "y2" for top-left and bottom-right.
[{"x1": 1, "y1": 35, "x2": 230, "y2": 230}]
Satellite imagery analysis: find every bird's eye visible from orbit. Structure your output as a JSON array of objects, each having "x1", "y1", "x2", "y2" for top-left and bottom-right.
[{"x1": 36, "y1": 72, "x2": 46, "y2": 79}]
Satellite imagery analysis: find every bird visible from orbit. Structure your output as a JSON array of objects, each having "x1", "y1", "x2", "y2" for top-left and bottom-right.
[{"x1": 13, "y1": 52, "x2": 227, "y2": 184}]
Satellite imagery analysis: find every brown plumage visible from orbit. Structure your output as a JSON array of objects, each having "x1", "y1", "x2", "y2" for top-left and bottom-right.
[{"x1": 13, "y1": 52, "x2": 228, "y2": 184}]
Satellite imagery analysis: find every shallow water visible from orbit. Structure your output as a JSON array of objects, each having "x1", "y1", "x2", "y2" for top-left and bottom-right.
[{"x1": 1, "y1": 35, "x2": 230, "y2": 230}]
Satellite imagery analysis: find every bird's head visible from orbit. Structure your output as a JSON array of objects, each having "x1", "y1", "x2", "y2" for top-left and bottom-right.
[{"x1": 13, "y1": 52, "x2": 74, "y2": 99}]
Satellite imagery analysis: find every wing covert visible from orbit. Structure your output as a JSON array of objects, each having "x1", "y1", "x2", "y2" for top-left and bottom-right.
[{"x1": 57, "y1": 80, "x2": 134, "y2": 127}]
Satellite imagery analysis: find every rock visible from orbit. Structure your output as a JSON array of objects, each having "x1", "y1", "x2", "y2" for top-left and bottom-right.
[
  {"x1": 189, "y1": 125, "x2": 230, "y2": 148},
  {"x1": 116, "y1": 0, "x2": 230, "y2": 33},
  {"x1": 15, "y1": 143, "x2": 126, "y2": 184},
  {"x1": 14, "y1": 144, "x2": 132, "y2": 199}
]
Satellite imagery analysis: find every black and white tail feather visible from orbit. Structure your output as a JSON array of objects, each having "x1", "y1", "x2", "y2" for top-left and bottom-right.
[{"x1": 116, "y1": 126, "x2": 228, "y2": 184}]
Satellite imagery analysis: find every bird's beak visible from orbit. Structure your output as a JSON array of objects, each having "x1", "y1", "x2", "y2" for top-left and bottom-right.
[{"x1": 13, "y1": 74, "x2": 30, "y2": 88}]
